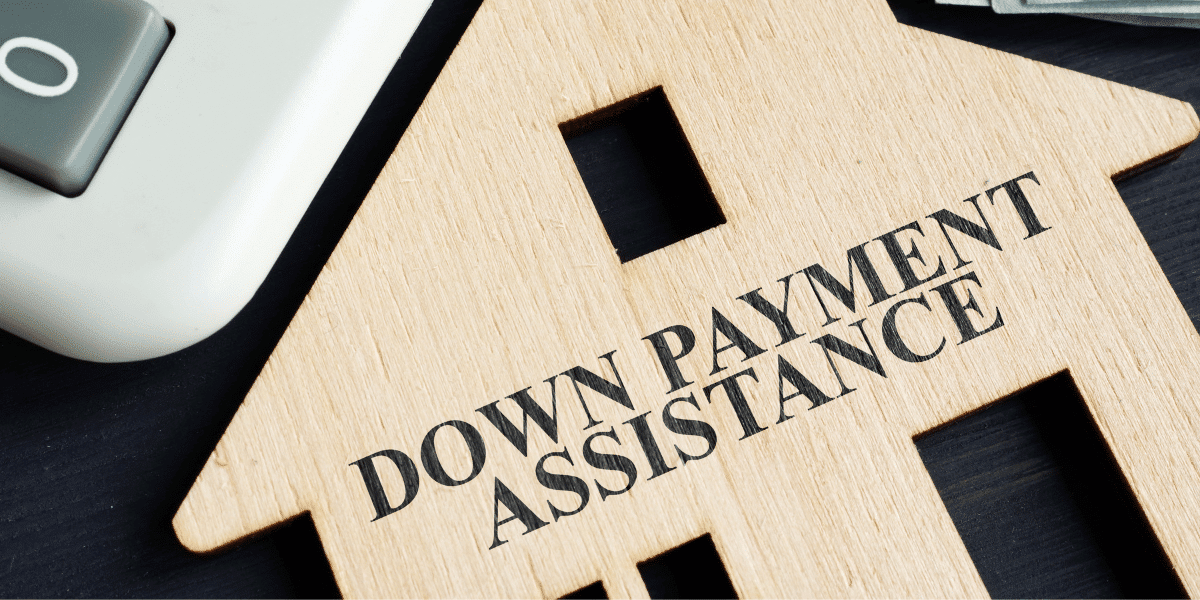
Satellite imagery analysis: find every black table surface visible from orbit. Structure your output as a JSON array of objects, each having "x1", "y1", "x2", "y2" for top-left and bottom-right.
[{"x1": 2, "y1": 0, "x2": 1198, "y2": 597}]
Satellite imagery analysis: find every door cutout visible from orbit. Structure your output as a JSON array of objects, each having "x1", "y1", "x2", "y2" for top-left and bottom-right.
[
  {"x1": 636, "y1": 533, "x2": 737, "y2": 599},
  {"x1": 915, "y1": 372, "x2": 1186, "y2": 598},
  {"x1": 271, "y1": 513, "x2": 341, "y2": 598},
  {"x1": 560, "y1": 580, "x2": 606, "y2": 599}
]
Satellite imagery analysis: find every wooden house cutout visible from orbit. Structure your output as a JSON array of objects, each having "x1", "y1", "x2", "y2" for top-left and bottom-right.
[{"x1": 174, "y1": 0, "x2": 1200, "y2": 596}]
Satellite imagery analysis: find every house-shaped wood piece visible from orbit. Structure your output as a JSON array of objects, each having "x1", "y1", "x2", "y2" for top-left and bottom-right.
[{"x1": 174, "y1": 0, "x2": 1200, "y2": 596}]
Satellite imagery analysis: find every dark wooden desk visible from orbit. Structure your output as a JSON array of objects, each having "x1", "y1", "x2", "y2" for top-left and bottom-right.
[{"x1": 1, "y1": 0, "x2": 1197, "y2": 596}]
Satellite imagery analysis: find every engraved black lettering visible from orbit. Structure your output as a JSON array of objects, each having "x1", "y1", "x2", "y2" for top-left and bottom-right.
[
  {"x1": 710, "y1": 307, "x2": 767, "y2": 375},
  {"x1": 661, "y1": 393, "x2": 718, "y2": 465},
  {"x1": 882, "y1": 294, "x2": 946, "y2": 363},
  {"x1": 476, "y1": 384, "x2": 560, "y2": 457},
  {"x1": 420, "y1": 420, "x2": 487, "y2": 487},
  {"x1": 564, "y1": 351, "x2": 635, "y2": 430},
  {"x1": 986, "y1": 171, "x2": 1051, "y2": 239},
  {"x1": 928, "y1": 195, "x2": 1002, "y2": 270},
  {"x1": 737, "y1": 274, "x2": 804, "y2": 346},
  {"x1": 802, "y1": 244, "x2": 893, "y2": 326},
  {"x1": 703, "y1": 367, "x2": 767, "y2": 440},
  {"x1": 811, "y1": 319, "x2": 886, "y2": 396},
  {"x1": 930, "y1": 272, "x2": 1004, "y2": 344},
  {"x1": 876, "y1": 220, "x2": 946, "y2": 292},
  {"x1": 535, "y1": 448, "x2": 590, "y2": 522},
  {"x1": 350, "y1": 450, "x2": 421, "y2": 522},
  {"x1": 488, "y1": 478, "x2": 548, "y2": 550},
  {"x1": 582, "y1": 427, "x2": 638, "y2": 500},
  {"x1": 776, "y1": 354, "x2": 841, "y2": 422},
  {"x1": 643, "y1": 325, "x2": 696, "y2": 393},
  {"x1": 624, "y1": 412, "x2": 676, "y2": 481}
]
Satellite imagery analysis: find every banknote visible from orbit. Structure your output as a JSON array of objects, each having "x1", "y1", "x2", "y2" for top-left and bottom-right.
[
  {"x1": 1026, "y1": 0, "x2": 1200, "y2": 5},
  {"x1": 933, "y1": 0, "x2": 1200, "y2": 28},
  {"x1": 993, "y1": 0, "x2": 1200, "y2": 14},
  {"x1": 1080, "y1": 11, "x2": 1200, "y2": 24}
]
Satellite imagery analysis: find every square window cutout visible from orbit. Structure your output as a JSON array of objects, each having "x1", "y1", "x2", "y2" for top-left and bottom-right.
[{"x1": 560, "y1": 87, "x2": 725, "y2": 263}]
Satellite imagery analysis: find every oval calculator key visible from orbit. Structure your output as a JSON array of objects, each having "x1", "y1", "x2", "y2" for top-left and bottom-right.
[
  {"x1": 0, "y1": 0, "x2": 169, "y2": 197},
  {"x1": 0, "y1": 0, "x2": 433, "y2": 362}
]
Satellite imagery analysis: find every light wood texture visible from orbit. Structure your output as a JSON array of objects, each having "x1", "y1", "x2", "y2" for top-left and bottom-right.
[{"x1": 174, "y1": 0, "x2": 1200, "y2": 596}]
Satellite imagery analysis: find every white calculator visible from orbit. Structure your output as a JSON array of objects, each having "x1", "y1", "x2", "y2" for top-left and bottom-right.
[{"x1": 0, "y1": 0, "x2": 432, "y2": 362}]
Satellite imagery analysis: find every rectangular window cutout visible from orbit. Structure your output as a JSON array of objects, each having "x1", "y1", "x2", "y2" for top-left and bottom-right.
[
  {"x1": 636, "y1": 533, "x2": 738, "y2": 599},
  {"x1": 915, "y1": 372, "x2": 1185, "y2": 599},
  {"x1": 560, "y1": 581, "x2": 607, "y2": 599},
  {"x1": 560, "y1": 87, "x2": 725, "y2": 263}
]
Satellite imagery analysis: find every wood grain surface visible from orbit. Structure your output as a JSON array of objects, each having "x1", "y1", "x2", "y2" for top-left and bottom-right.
[
  {"x1": 168, "y1": 0, "x2": 1200, "y2": 597},
  {"x1": 1, "y1": 0, "x2": 1199, "y2": 597}
]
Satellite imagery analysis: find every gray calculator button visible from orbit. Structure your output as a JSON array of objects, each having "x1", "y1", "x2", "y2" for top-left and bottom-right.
[{"x1": 0, "y1": 0, "x2": 168, "y2": 197}]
